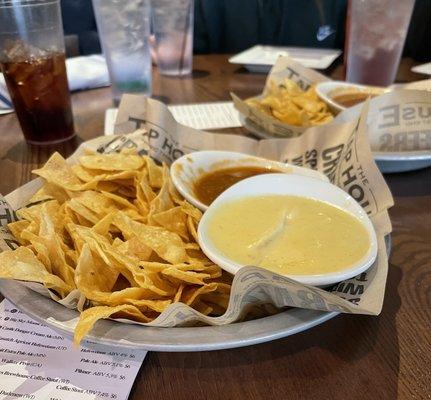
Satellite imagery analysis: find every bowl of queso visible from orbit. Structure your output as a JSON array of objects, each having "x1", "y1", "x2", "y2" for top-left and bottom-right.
[
  {"x1": 170, "y1": 151, "x2": 328, "y2": 211},
  {"x1": 198, "y1": 173, "x2": 377, "y2": 287},
  {"x1": 316, "y1": 81, "x2": 388, "y2": 113}
]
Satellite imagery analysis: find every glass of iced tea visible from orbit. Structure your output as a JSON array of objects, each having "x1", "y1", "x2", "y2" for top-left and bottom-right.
[
  {"x1": 0, "y1": 0, "x2": 75, "y2": 144},
  {"x1": 345, "y1": 0, "x2": 415, "y2": 87}
]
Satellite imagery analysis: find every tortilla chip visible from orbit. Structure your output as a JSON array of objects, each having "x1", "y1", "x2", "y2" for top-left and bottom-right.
[
  {"x1": 75, "y1": 244, "x2": 119, "y2": 294},
  {"x1": 74, "y1": 304, "x2": 152, "y2": 345},
  {"x1": 4, "y1": 151, "x2": 233, "y2": 344},
  {"x1": 161, "y1": 268, "x2": 211, "y2": 285},
  {"x1": 113, "y1": 212, "x2": 188, "y2": 264},
  {"x1": 146, "y1": 157, "x2": 163, "y2": 188},
  {"x1": 7, "y1": 220, "x2": 30, "y2": 245},
  {"x1": 151, "y1": 207, "x2": 188, "y2": 240},
  {"x1": 80, "y1": 153, "x2": 144, "y2": 171},
  {"x1": 0, "y1": 247, "x2": 72, "y2": 297},
  {"x1": 32, "y1": 152, "x2": 95, "y2": 191}
]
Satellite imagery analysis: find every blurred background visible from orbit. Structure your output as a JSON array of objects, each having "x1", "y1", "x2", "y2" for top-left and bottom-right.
[{"x1": 61, "y1": 0, "x2": 431, "y2": 61}]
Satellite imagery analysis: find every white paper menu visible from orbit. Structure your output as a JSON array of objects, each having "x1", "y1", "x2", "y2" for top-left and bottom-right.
[
  {"x1": 0, "y1": 299, "x2": 146, "y2": 400},
  {"x1": 168, "y1": 101, "x2": 243, "y2": 130},
  {"x1": 104, "y1": 101, "x2": 243, "y2": 135}
]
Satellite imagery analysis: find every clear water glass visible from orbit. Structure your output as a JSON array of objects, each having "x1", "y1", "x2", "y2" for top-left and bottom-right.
[
  {"x1": 151, "y1": 0, "x2": 194, "y2": 76},
  {"x1": 92, "y1": 0, "x2": 152, "y2": 104}
]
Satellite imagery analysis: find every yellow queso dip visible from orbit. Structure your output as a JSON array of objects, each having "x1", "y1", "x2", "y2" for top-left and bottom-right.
[{"x1": 207, "y1": 195, "x2": 370, "y2": 275}]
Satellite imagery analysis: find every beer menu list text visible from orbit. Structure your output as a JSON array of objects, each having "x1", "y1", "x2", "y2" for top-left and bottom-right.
[{"x1": 0, "y1": 300, "x2": 146, "y2": 400}]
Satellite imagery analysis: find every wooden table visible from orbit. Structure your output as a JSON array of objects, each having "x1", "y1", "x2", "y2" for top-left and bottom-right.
[{"x1": 0, "y1": 56, "x2": 430, "y2": 400}]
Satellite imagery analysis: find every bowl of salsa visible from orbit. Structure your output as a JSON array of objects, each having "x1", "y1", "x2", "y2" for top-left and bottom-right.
[
  {"x1": 170, "y1": 151, "x2": 328, "y2": 211},
  {"x1": 316, "y1": 81, "x2": 388, "y2": 113}
]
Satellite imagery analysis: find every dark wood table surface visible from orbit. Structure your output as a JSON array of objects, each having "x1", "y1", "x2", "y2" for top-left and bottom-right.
[{"x1": 0, "y1": 55, "x2": 430, "y2": 400}]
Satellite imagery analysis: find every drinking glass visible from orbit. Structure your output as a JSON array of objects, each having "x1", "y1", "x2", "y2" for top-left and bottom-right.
[
  {"x1": 151, "y1": 0, "x2": 194, "y2": 76},
  {"x1": 0, "y1": 0, "x2": 75, "y2": 145},
  {"x1": 92, "y1": 0, "x2": 152, "y2": 105},
  {"x1": 345, "y1": 0, "x2": 415, "y2": 86}
]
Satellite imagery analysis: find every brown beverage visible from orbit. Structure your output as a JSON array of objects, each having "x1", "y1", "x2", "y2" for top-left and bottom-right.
[
  {"x1": 0, "y1": 43, "x2": 74, "y2": 144},
  {"x1": 344, "y1": 0, "x2": 415, "y2": 86}
]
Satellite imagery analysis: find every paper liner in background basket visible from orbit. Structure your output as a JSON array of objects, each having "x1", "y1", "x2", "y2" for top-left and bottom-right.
[
  {"x1": 231, "y1": 57, "x2": 331, "y2": 138},
  {"x1": 0, "y1": 95, "x2": 393, "y2": 339},
  {"x1": 233, "y1": 55, "x2": 431, "y2": 154}
]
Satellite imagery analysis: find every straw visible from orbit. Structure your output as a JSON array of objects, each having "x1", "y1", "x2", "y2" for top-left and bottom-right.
[{"x1": 178, "y1": 0, "x2": 192, "y2": 73}]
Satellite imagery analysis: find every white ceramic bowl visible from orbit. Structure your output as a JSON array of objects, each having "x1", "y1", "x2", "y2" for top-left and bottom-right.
[
  {"x1": 316, "y1": 81, "x2": 388, "y2": 113},
  {"x1": 198, "y1": 173, "x2": 378, "y2": 287},
  {"x1": 170, "y1": 150, "x2": 328, "y2": 211}
]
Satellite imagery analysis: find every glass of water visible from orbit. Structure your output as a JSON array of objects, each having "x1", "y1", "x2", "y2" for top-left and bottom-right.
[
  {"x1": 92, "y1": 0, "x2": 152, "y2": 104},
  {"x1": 151, "y1": 0, "x2": 194, "y2": 76}
]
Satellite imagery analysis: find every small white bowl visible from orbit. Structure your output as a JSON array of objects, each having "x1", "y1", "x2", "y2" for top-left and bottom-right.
[
  {"x1": 198, "y1": 173, "x2": 378, "y2": 287},
  {"x1": 170, "y1": 150, "x2": 328, "y2": 211},
  {"x1": 316, "y1": 81, "x2": 388, "y2": 113}
]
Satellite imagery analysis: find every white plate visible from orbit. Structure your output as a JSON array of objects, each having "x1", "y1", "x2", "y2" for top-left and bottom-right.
[
  {"x1": 0, "y1": 235, "x2": 391, "y2": 351},
  {"x1": 0, "y1": 279, "x2": 338, "y2": 351},
  {"x1": 241, "y1": 115, "x2": 431, "y2": 173},
  {"x1": 0, "y1": 181, "x2": 390, "y2": 352},
  {"x1": 198, "y1": 173, "x2": 377, "y2": 287},
  {"x1": 171, "y1": 150, "x2": 328, "y2": 211},
  {"x1": 411, "y1": 62, "x2": 431, "y2": 75},
  {"x1": 373, "y1": 151, "x2": 431, "y2": 173},
  {"x1": 229, "y1": 45, "x2": 342, "y2": 72}
]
